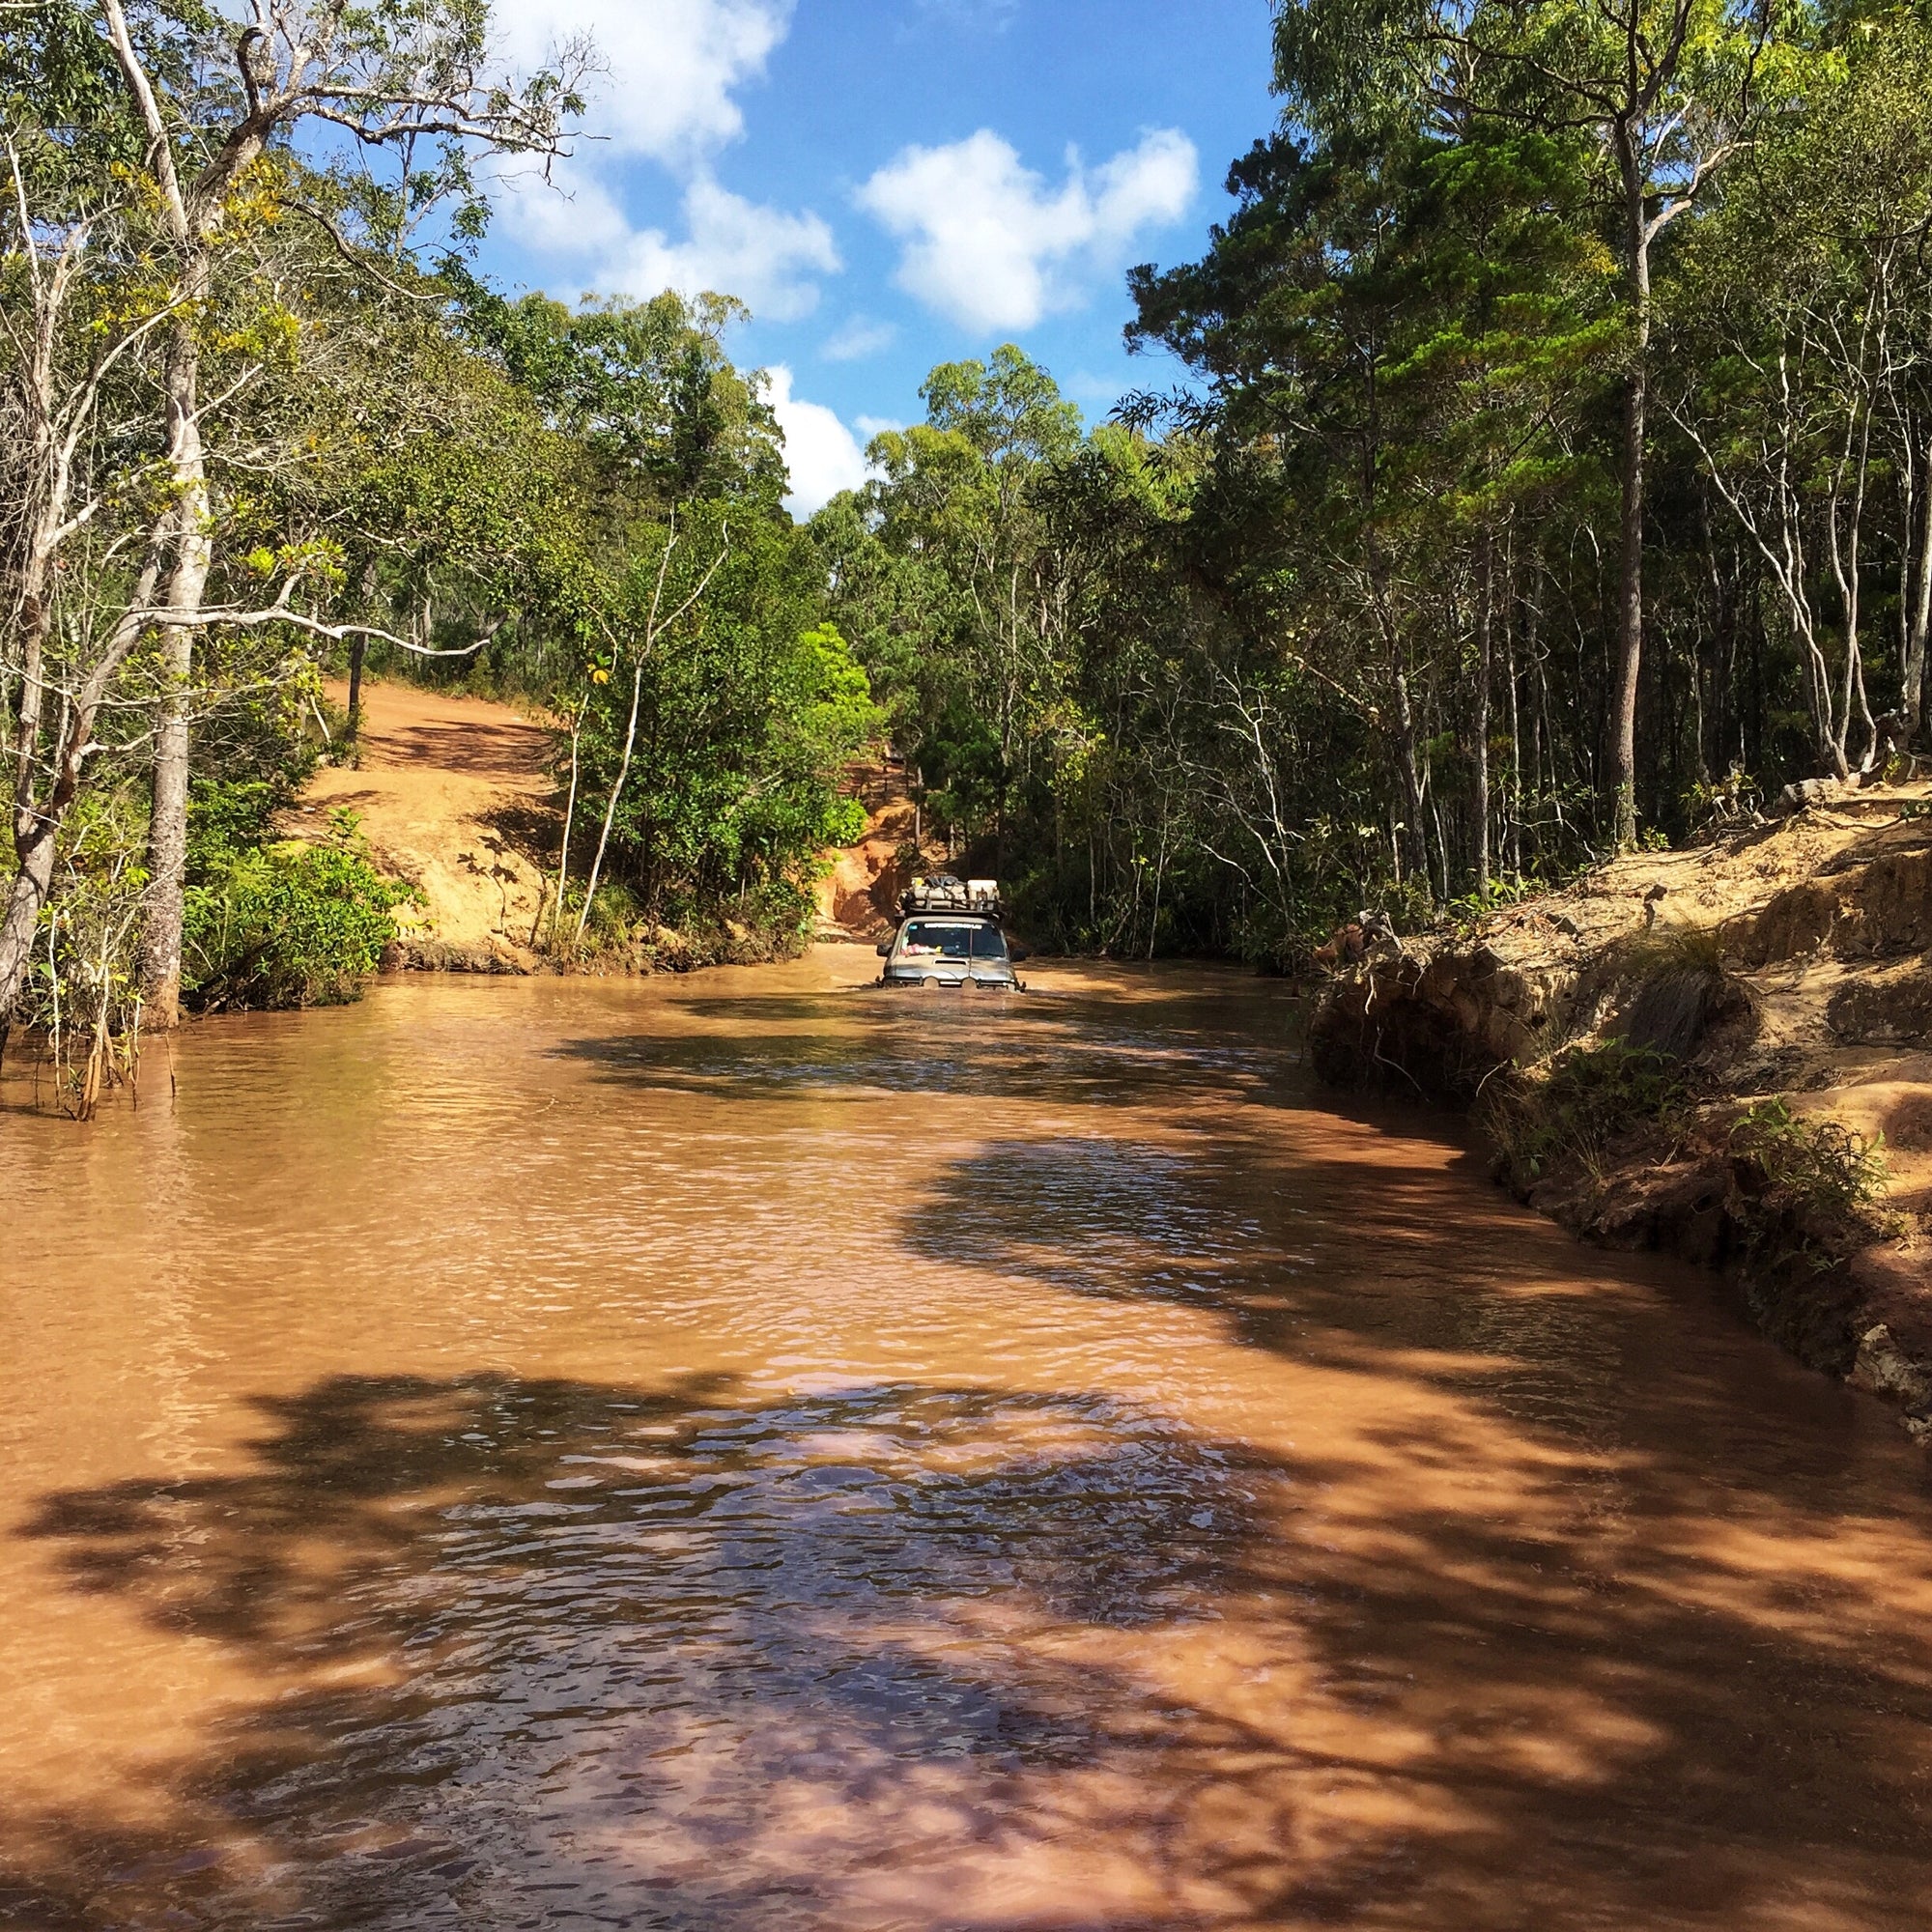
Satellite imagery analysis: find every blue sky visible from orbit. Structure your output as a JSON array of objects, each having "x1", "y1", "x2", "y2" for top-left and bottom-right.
[{"x1": 478, "y1": 0, "x2": 1279, "y2": 511}]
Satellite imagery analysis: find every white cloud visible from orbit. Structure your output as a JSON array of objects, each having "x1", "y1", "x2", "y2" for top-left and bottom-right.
[
  {"x1": 493, "y1": 2, "x2": 837, "y2": 323},
  {"x1": 501, "y1": 168, "x2": 838, "y2": 320},
  {"x1": 854, "y1": 414, "x2": 905, "y2": 440},
  {"x1": 495, "y1": 0, "x2": 792, "y2": 167},
  {"x1": 611, "y1": 178, "x2": 838, "y2": 320},
  {"x1": 496, "y1": 162, "x2": 634, "y2": 259},
  {"x1": 821, "y1": 315, "x2": 899, "y2": 363},
  {"x1": 766, "y1": 367, "x2": 871, "y2": 517},
  {"x1": 857, "y1": 128, "x2": 1198, "y2": 332}
]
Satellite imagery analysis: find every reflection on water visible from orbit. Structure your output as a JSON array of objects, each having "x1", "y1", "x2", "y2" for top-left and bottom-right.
[{"x1": 3, "y1": 952, "x2": 1931, "y2": 1930}]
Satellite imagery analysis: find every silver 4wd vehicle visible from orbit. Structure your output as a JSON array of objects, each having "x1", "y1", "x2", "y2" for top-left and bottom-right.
[{"x1": 875, "y1": 876, "x2": 1027, "y2": 989}]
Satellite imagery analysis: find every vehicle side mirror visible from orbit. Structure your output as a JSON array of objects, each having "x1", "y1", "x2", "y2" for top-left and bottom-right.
[
  {"x1": 875, "y1": 939, "x2": 893, "y2": 957},
  {"x1": 1009, "y1": 944, "x2": 1030, "y2": 962}
]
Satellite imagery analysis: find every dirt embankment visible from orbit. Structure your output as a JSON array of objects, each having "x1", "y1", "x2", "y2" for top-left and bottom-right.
[
  {"x1": 295, "y1": 683, "x2": 921, "y2": 973},
  {"x1": 1310, "y1": 783, "x2": 1932, "y2": 1439},
  {"x1": 811, "y1": 761, "x2": 948, "y2": 944},
  {"x1": 295, "y1": 680, "x2": 554, "y2": 973}
]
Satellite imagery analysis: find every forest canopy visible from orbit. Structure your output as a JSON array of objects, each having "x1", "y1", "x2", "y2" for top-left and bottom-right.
[
  {"x1": 6, "y1": 0, "x2": 1932, "y2": 1081},
  {"x1": 813, "y1": 0, "x2": 1932, "y2": 959}
]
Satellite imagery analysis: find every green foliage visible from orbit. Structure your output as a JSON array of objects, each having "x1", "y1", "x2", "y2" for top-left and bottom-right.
[
  {"x1": 1441, "y1": 876, "x2": 1540, "y2": 925},
  {"x1": 13, "y1": 0, "x2": 1932, "y2": 1031},
  {"x1": 455, "y1": 284, "x2": 787, "y2": 512},
  {"x1": 577, "y1": 881, "x2": 644, "y2": 961},
  {"x1": 1483, "y1": 1039, "x2": 1688, "y2": 1181},
  {"x1": 1731, "y1": 1099, "x2": 1891, "y2": 1221},
  {"x1": 183, "y1": 803, "x2": 412, "y2": 1012},
  {"x1": 1616, "y1": 922, "x2": 1728, "y2": 978},
  {"x1": 1684, "y1": 765, "x2": 1761, "y2": 836},
  {"x1": 1660, "y1": 16, "x2": 1932, "y2": 781},
  {"x1": 13, "y1": 788, "x2": 152, "y2": 1101},
  {"x1": 566, "y1": 515, "x2": 881, "y2": 944}
]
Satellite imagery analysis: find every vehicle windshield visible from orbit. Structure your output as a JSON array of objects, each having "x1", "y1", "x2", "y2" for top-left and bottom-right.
[{"x1": 896, "y1": 922, "x2": 1008, "y2": 962}]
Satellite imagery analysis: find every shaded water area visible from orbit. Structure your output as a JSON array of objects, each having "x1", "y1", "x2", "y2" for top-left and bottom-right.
[{"x1": 4, "y1": 951, "x2": 1932, "y2": 1930}]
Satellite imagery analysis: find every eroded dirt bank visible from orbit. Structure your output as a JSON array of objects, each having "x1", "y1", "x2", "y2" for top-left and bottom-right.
[
  {"x1": 1311, "y1": 784, "x2": 1932, "y2": 1438},
  {"x1": 810, "y1": 761, "x2": 927, "y2": 943}
]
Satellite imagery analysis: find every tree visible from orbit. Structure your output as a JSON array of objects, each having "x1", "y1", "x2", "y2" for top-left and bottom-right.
[
  {"x1": 461, "y1": 286, "x2": 788, "y2": 516},
  {"x1": 1, "y1": 6, "x2": 174, "y2": 1033},
  {"x1": 1270, "y1": 0, "x2": 1782, "y2": 846},
  {"x1": 1667, "y1": 18, "x2": 1932, "y2": 771},
  {"x1": 92, "y1": 0, "x2": 583, "y2": 1024},
  {"x1": 572, "y1": 509, "x2": 732, "y2": 942},
  {"x1": 831, "y1": 347, "x2": 1084, "y2": 863},
  {"x1": 1128, "y1": 124, "x2": 1612, "y2": 901},
  {"x1": 565, "y1": 510, "x2": 878, "y2": 941}
]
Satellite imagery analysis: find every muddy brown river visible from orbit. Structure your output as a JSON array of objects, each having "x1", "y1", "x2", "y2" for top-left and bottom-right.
[{"x1": 3, "y1": 952, "x2": 1931, "y2": 1930}]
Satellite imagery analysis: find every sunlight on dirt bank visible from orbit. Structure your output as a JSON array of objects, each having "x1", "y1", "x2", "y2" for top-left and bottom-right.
[{"x1": 294, "y1": 680, "x2": 555, "y2": 973}]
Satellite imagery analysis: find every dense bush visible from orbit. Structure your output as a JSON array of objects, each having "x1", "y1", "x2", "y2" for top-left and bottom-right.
[
  {"x1": 1482, "y1": 1038, "x2": 1688, "y2": 1183},
  {"x1": 560, "y1": 515, "x2": 881, "y2": 950},
  {"x1": 184, "y1": 794, "x2": 411, "y2": 1011}
]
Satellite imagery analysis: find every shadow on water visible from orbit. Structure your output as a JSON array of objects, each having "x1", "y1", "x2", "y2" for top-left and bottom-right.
[
  {"x1": 551, "y1": 988, "x2": 1304, "y2": 1113},
  {"x1": 7, "y1": 1360, "x2": 1932, "y2": 1928},
  {"x1": 897, "y1": 1136, "x2": 1276, "y2": 1309},
  {"x1": 10, "y1": 978, "x2": 1932, "y2": 1925},
  {"x1": 897, "y1": 1121, "x2": 1903, "y2": 1478}
]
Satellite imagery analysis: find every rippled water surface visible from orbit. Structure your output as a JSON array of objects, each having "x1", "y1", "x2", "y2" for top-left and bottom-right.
[{"x1": 4, "y1": 952, "x2": 1932, "y2": 1930}]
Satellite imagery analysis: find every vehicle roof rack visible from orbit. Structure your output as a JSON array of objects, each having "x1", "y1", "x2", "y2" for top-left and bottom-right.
[{"x1": 897, "y1": 874, "x2": 1004, "y2": 919}]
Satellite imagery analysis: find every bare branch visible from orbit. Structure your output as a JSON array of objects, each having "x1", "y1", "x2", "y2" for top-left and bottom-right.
[{"x1": 125, "y1": 590, "x2": 503, "y2": 658}]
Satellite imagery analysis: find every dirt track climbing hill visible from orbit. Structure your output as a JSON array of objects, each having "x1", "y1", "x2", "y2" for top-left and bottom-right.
[
  {"x1": 810, "y1": 759, "x2": 957, "y2": 944},
  {"x1": 295, "y1": 685, "x2": 917, "y2": 972},
  {"x1": 295, "y1": 680, "x2": 554, "y2": 972}
]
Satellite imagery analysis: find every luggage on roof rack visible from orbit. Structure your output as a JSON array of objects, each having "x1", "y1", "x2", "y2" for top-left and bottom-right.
[{"x1": 897, "y1": 873, "x2": 1004, "y2": 918}]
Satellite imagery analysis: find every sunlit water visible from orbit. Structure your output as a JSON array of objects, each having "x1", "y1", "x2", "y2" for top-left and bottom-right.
[{"x1": 3, "y1": 950, "x2": 1930, "y2": 1930}]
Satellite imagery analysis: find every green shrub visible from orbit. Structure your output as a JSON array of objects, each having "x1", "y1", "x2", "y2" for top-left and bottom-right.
[
  {"x1": 537, "y1": 880, "x2": 642, "y2": 966},
  {"x1": 1607, "y1": 927, "x2": 1733, "y2": 1064},
  {"x1": 1615, "y1": 923, "x2": 1727, "y2": 976},
  {"x1": 184, "y1": 809, "x2": 412, "y2": 1011},
  {"x1": 582, "y1": 881, "x2": 642, "y2": 957},
  {"x1": 1731, "y1": 1098, "x2": 1889, "y2": 1220},
  {"x1": 185, "y1": 777, "x2": 286, "y2": 856}
]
